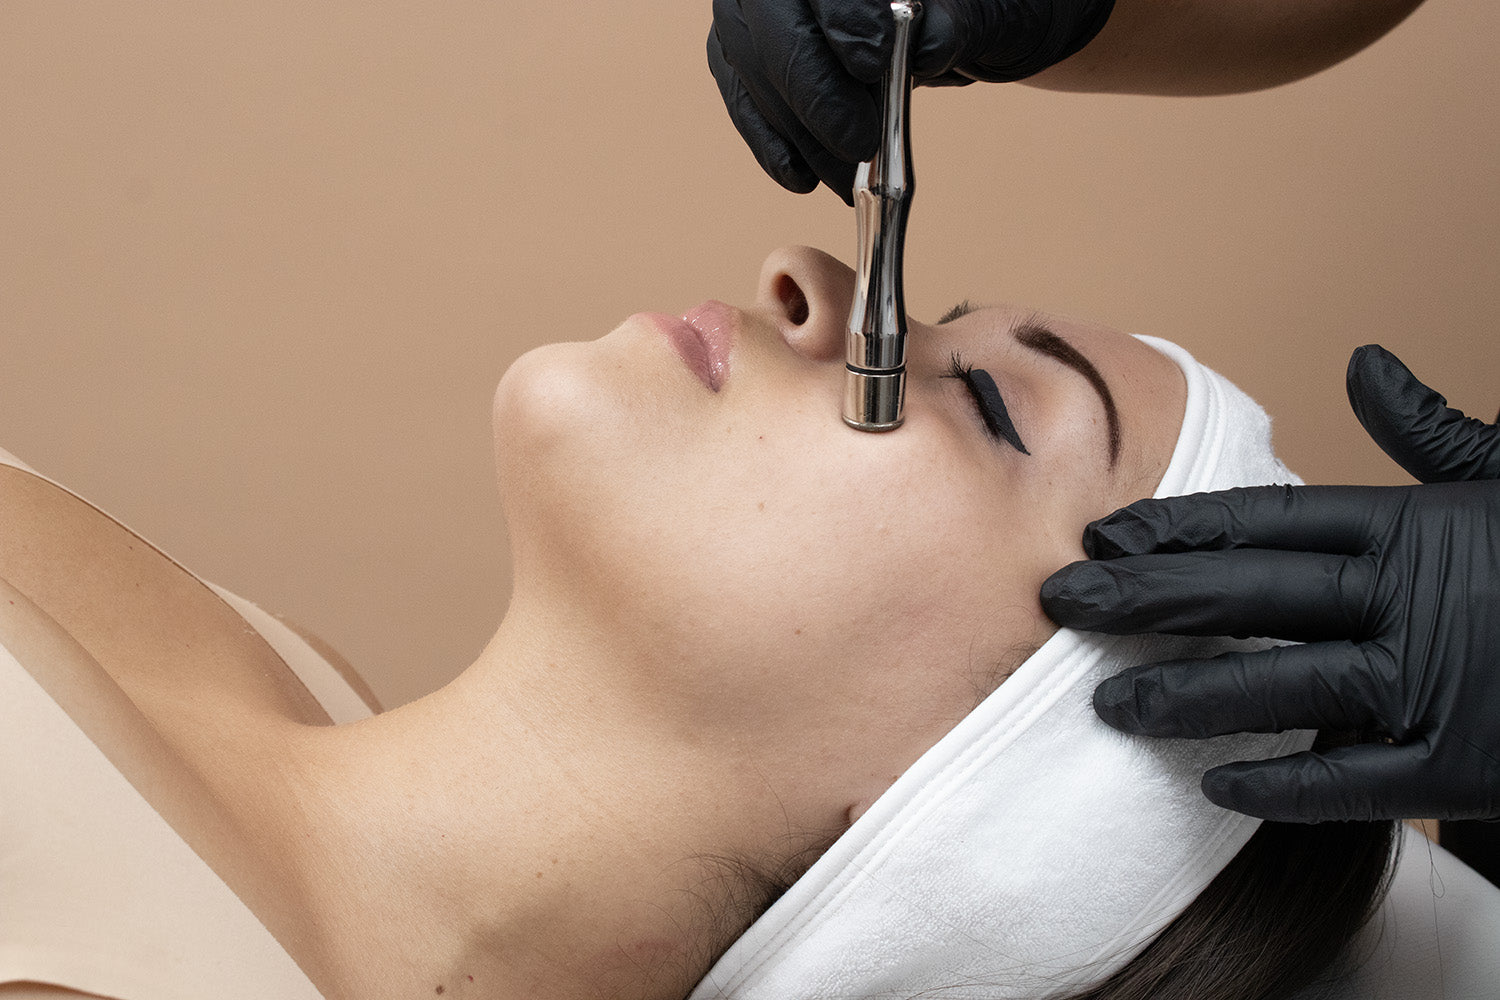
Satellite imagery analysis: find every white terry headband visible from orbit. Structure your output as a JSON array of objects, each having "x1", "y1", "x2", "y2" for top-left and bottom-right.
[{"x1": 689, "y1": 336, "x2": 1312, "y2": 1000}]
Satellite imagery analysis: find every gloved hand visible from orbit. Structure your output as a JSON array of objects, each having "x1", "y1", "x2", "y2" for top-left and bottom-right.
[
  {"x1": 707, "y1": 0, "x2": 1117, "y2": 201},
  {"x1": 1039, "y1": 345, "x2": 1500, "y2": 823}
]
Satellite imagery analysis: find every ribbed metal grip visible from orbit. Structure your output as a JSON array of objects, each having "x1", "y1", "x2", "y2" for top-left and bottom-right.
[{"x1": 842, "y1": 0, "x2": 918, "y2": 432}]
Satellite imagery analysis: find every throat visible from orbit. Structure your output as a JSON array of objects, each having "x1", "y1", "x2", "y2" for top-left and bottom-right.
[{"x1": 274, "y1": 679, "x2": 775, "y2": 1000}]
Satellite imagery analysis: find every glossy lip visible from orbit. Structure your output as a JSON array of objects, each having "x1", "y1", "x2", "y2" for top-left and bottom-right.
[{"x1": 639, "y1": 300, "x2": 736, "y2": 392}]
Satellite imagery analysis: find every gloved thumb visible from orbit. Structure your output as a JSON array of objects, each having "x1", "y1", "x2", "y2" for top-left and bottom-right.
[
  {"x1": 909, "y1": 0, "x2": 1117, "y2": 86},
  {"x1": 908, "y1": 0, "x2": 987, "y2": 84},
  {"x1": 1346, "y1": 344, "x2": 1500, "y2": 483}
]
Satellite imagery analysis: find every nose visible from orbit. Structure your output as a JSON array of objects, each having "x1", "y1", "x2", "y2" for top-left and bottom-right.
[{"x1": 756, "y1": 246, "x2": 855, "y2": 363}]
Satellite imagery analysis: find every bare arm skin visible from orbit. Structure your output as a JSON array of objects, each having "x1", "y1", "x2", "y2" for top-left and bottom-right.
[{"x1": 1028, "y1": 0, "x2": 1428, "y2": 95}]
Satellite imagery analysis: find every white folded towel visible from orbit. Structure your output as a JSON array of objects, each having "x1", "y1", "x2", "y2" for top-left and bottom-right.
[{"x1": 689, "y1": 335, "x2": 1311, "y2": 1000}]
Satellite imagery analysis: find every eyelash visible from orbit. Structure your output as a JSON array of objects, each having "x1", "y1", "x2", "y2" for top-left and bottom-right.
[
  {"x1": 944, "y1": 352, "x2": 1002, "y2": 439},
  {"x1": 943, "y1": 352, "x2": 1031, "y2": 455}
]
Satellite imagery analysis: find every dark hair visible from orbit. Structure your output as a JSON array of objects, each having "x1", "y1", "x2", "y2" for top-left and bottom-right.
[
  {"x1": 1051, "y1": 726, "x2": 1400, "y2": 1000},
  {"x1": 700, "y1": 739, "x2": 1398, "y2": 1000},
  {"x1": 699, "y1": 815, "x2": 1396, "y2": 1000},
  {"x1": 1051, "y1": 815, "x2": 1398, "y2": 1000},
  {"x1": 697, "y1": 717, "x2": 1399, "y2": 1000}
]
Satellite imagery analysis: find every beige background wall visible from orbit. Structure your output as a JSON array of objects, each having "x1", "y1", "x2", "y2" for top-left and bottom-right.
[{"x1": 2, "y1": 2, "x2": 1495, "y2": 707}]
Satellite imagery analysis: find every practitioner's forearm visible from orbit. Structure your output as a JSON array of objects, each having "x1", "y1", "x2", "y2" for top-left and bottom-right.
[{"x1": 1026, "y1": 0, "x2": 1428, "y2": 95}]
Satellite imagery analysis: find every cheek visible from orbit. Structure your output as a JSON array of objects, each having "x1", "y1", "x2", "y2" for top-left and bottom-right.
[
  {"x1": 645, "y1": 438, "x2": 1047, "y2": 714},
  {"x1": 1001, "y1": 441, "x2": 1118, "y2": 565},
  {"x1": 495, "y1": 347, "x2": 1055, "y2": 706},
  {"x1": 751, "y1": 555, "x2": 1054, "y2": 820}
]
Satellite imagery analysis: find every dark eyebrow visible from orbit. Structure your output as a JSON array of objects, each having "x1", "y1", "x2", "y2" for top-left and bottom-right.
[
  {"x1": 1014, "y1": 322, "x2": 1122, "y2": 468},
  {"x1": 937, "y1": 300, "x2": 975, "y2": 325}
]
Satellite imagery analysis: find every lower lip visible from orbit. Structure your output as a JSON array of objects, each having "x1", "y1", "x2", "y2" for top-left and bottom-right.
[{"x1": 640, "y1": 301, "x2": 734, "y2": 392}]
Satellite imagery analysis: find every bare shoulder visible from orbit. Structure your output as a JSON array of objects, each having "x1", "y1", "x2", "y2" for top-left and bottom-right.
[{"x1": 272, "y1": 613, "x2": 383, "y2": 713}]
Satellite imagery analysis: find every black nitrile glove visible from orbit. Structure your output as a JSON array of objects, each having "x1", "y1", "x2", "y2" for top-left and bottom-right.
[
  {"x1": 706, "y1": 0, "x2": 1116, "y2": 201},
  {"x1": 1039, "y1": 345, "x2": 1500, "y2": 823}
]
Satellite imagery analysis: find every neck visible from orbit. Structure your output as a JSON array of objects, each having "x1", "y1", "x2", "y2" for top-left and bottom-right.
[{"x1": 265, "y1": 608, "x2": 795, "y2": 1000}]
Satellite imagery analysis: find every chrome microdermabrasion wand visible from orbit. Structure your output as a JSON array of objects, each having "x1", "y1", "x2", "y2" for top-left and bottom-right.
[{"x1": 842, "y1": 0, "x2": 919, "y2": 432}]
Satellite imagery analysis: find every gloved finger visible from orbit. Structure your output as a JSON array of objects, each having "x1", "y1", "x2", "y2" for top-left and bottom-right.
[
  {"x1": 1202, "y1": 742, "x2": 1437, "y2": 823},
  {"x1": 708, "y1": 24, "x2": 819, "y2": 193},
  {"x1": 1346, "y1": 344, "x2": 1500, "y2": 484},
  {"x1": 1040, "y1": 549, "x2": 1376, "y2": 643},
  {"x1": 808, "y1": 0, "x2": 893, "y2": 81},
  {"x1": 913, "y1": 0, "x2": 1044, "y2": 81},
  {"x1": 1077, "y1": 485, "x2": 1390, "y2": 561},
  {"x1": 1094, "y1": 641, "x2": 1389, "y2": 739},
  {"x1": 913, "y1": 70, "x2": 980, "y2": 87},
  {"x1": 803, "y1": 144, "x2": 860, "y2": 205},
  {"x1": 908, "y1": 0, "x2": 968, "y2": 80},
  {"x1": 912, "y1": 0, "x2": 1118, "y2": 84},
  {"x1": 710, "y1": 1, "x2": 861, "y2": 202},
  {"x1": 741, "y1": 0, "x2": 882, "y2": 162}
]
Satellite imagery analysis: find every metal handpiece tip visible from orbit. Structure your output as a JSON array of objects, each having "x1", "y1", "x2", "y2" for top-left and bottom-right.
[{"x1": 843, "y1": 369, "x2": 905, "y2": 431}]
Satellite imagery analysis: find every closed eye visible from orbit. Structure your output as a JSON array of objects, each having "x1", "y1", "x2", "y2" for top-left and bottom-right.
[{"x1": 944, "y1": 352, "x2": 1029, "y2": 455}]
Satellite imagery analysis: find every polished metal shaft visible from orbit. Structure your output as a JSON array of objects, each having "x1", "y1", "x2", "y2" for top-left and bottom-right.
[{"x1": 842, "y1": 0, "x2": 918, "y2": 432}]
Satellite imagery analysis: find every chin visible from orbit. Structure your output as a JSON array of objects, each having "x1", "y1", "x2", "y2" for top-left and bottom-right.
[
  {"x1": 491, "y1": 321, "x2": 689, "y2": 462},
  {"x1": 491, "y1": 343, "x2": 605, "y2": 525},
  {"x1": 494, "y1": 343, "x2": 577, "y2": 444},
  {"x1": 489, "y1": 338, "x2": 686, "y2": 592}
]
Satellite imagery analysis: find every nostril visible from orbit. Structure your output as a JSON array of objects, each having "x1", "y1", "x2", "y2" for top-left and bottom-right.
[{"x1": 774, "y1": 273, "x2": 810, "y2": 326}]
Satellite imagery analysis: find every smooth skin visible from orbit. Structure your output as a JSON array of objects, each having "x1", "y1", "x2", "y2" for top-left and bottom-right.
[{"x1": 0, "y1": 246, "x2": 1182, "y2": 1000}]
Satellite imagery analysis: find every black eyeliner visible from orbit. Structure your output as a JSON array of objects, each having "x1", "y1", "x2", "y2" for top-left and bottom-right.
[{"x1": 945, "y1": 354, "x2": 1030, "y2": 456}]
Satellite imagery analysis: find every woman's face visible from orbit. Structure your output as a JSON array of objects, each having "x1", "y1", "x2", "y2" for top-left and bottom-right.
[{"x1": 492, "y1": 246, "x2": 1184, "y2": 825}]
